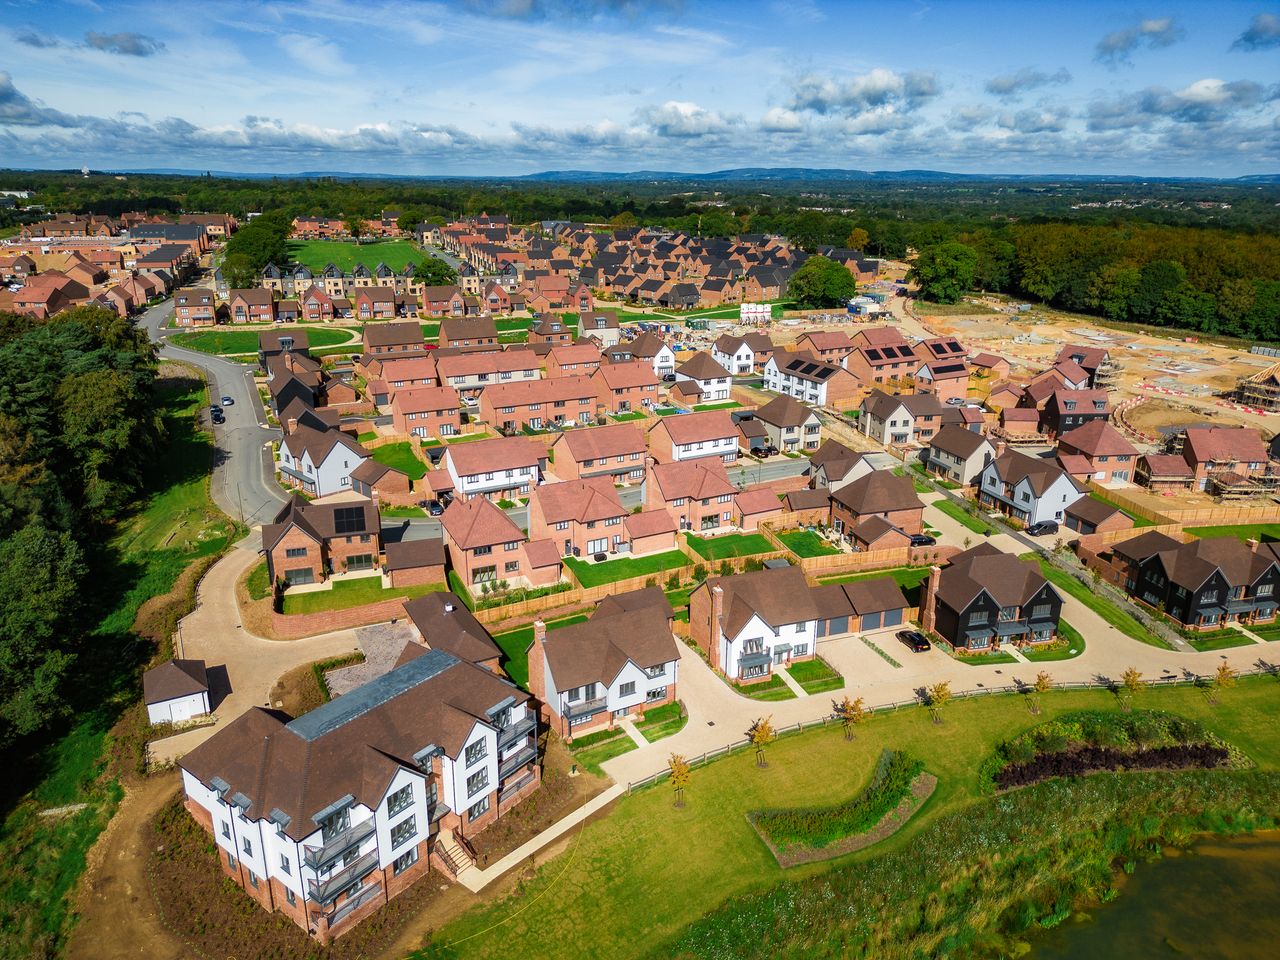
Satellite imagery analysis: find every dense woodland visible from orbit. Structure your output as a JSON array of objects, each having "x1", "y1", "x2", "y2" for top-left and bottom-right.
[
  {"x1": 0, "y1": 307, "x2": 161, "y2": 750},
  {"x1": 4, "y1": 167, "x2": 1280, "y2": 339}
]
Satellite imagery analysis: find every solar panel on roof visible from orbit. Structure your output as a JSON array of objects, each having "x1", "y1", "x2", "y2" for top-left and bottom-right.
[
  {"x1": 801, "y1": 363, "x2": 819, "y2": 375},
  {"x1": 929, "y1": 342, "x2": 946, "y2": 356},
  {"x1": 945, "y1": 342, "x2": 963, "y2": 354},
  {"x1": 934, "y1": 363, "x2": 967, "y2": 374},
  {"x1": 865, "y1": 348, "x2": 882, "y2": 361},
  {"x1": 333, "y1": 506, "x2": 367, "y2": 535}
]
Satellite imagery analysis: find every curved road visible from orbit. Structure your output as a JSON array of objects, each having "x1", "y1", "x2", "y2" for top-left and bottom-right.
[{"x1": 139, "y1": 299, "x2": 285, "y2": 528}]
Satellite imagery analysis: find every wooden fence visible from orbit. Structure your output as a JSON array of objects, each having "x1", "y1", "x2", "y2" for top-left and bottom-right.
[{"x1": 1087, "y1": 480, "x2": 1280, "y2": 526}]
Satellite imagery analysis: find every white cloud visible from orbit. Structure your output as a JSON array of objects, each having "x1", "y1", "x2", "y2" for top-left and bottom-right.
[
  {"x1": 787, "y1": 68, "x2": 939, "y2": 116},
  {"x1": 277, "y1": 33, "x2": 355, "y2": 75},
  {"x1": 759, "y1": 107, "x2": 802, "y2": 132},
  {"x1": 1096, "y1": 16, "x2": 1184, "y2": 67},
  {"x1": 636, "y1": 100, "x2": 735, "y2": 137}
]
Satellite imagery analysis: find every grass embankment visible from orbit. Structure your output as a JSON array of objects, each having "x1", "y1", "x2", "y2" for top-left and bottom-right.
[
  {"x1": 370, "y1": 440, "x2": 427, "y2": 480},
  {"x1": 687, "y1": 533, "x2": 774, "y2": 560},
  {"x1": 285, "y1": 238, "x2": 422, "y2": 272},
  {"x1": 279, "y1": 576, "x2": 445, "y2": 615},
  {"x1": 931, "y1": 498, "x2": 996, "y2": 535},
  {"x1": 778, "y1": 530, "x2": 841, "y2": 558},
  {"x1": 415, "y1": 679, "x2": 1280, "y2": 960},
  {"x1": 565, "y1": 550, "x2": 688, "y2": 587},
  {"x1": 0, "y1": 369, "x2": 239, "y2": 957},
  {"x1": 1032, "y1": 558, "x2": 1170, "y2": 649},
  {"x1": 170, "y1": 326, "x2": 354, "y2": 355}
]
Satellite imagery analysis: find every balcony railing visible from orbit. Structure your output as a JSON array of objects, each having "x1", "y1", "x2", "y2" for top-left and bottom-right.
[
  {"x1": 565, "y1": 696, "x2": 608, "y2": 719},
  {"x1": 499, "y1": 744, "x2": 539, "y2": 779},
  {"x1": 500, "y1": 771, "x2": 537, "y2": 803},
  {"x1": 325, "y1": 881, "x2": 382, "y2": 928},
  {"x1": 303, "y1": 818, "x2": 376, "y2": 871},
  {"x1": 308, "y1": 850, "x2": 379, "y2": 906},
  {"x1": 497, "y1": 715, "x2": 536, "y2": 750}
]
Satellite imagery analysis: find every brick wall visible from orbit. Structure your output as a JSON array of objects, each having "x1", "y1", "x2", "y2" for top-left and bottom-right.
[{"x1": 271, "y1": 596, "x2": 411, "y2": 639}]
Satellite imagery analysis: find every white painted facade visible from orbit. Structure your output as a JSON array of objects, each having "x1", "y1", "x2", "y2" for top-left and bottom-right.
[
  {"x1": 643, "y1": 344, "x2": 677, "y2": 377},
  {"x1": 977, "y1": 461, "x2": 1084, "y2": 525},
  {"x1": 147, "y1": 691, "x2": 210, "y2": 725},
  {"x1": 277, "y1": 441, "x2": 368, "y2": 497},
  {"x1": 719, "y1": 612, "x2": 816, "y2": 681},
  {"x1": 763, "y1": 356, "x2": 833, "y2": 405},
  {"x1": 542, "y1": 652, "x2": 679, "y2": 728},
  {"x1": 675, "y1": 367, "x2": 731, "y2": 402},
  {"x1": 712, "y1": 342, "x2": 754, "y2": 375},
  {"x1": 443, "y1": 453, "x2": 541, "y2": 499},
  {"x1": 671, "y1": 432, "x2": 738, "y2": 464}
]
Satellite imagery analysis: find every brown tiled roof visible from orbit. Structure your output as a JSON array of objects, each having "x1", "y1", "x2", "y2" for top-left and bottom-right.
[
  {"x1": 441, "y1": 496, "x2": 524, "y2": 548},
  {"x1": 1058, "y1": 421, "x2": 1137, "y2": 458},
  {"x1": 785, "y1": 487, "x2": 831, "y2": 510},
  {"x1": 935, "y1": 546, "x2": 1055, "y2": 611},
  {"x1": 831, "y1": 470, "x2": 921, "y2": 515},
  {"x1": 798, "y1": 331, "x2": 855, "y2": 351},
  {"x1": 841, "y1": 576, "x2": 909, "y2": 614},
  {"x1": 624, "y1": 509, "x2": 677, "y2": 538},
  {"x1": 1064, "y1": 497, "x2": 1128, "y2": 526},
  {"x1": 259, "y1": 329, "x2": 309, "y2": 351},
  {"x1": 524, "y1": 538, "x2": 562, "y2": 568},
  {"x1": 402, "y1": 591, "x2": 499, "y2": 663},
  {"x1": 754, "y1": 394, "x2": 816, "y2": 429},
  {"x1": 484, "y1": 374, "x2": 596, "y2": 407},
  {"x1": 712, "y1": 566, "x2": 819, "y2": 637},
  {"x1": 735, "y1": 487, "x2": 782, "y2": 516},
  {"x1": 435, "y1": 351, "x2": 539, "y2": 378},
  {"x1": 650, "y1": 409, "x2": 736, "y2": 445},
  {"x1": 851, "y1": 515, "x2": 907, "y2": 545},
  {"x1": 532, "y1": 477, "x2": 625, "y2": 524},
  {"x1": 441, "y1": 317, "x2": 498, "y2": 341},
  {"x1": 178, "y1": 652, "x2": 527, "y2": 840},
  {"x1": 1139, "y1": 536, "x2": 1277, "y2": 593},
  {"x1": 988, "y1": 449, "x2": 1081, "y2": 496},
  {"x1": 593, "y1": 586, "x2": 674, "y2": 621},
  {"x1": 384, "y1": 537, "x2": 446, "y2": 572},
  {"x1": 929, "y1": 423, "x2": 992, "y2": 460},
  {"x1": 676, "y1": 351, "x2": 730, "y2": 381},
  {"x1": 651, "y1": 458, "x2": 736, "y2": 501},
  {"x1": 1182, "y1": 426, "x2": 1268, "y2": 466},
  {"x1": 541, "y1": 607, "x2": 678, "y2": 690},
  {"x1": 390, "y1": 385, "x2": 459, "y2": 414},
  {"x1": 279, "y1": 424, "x2": 369, "y2": 465},
  {"x1": 364, "y1": 320, "x2": 424, "y2": 347},
  {"x1": 445, "y1": 435, "x2": 543, "y2": 476},
  {"x1": 1140, "y1": 453, "x2": 1195, "y2": 478},
  {"x1": 262, "y1": 494, "x2": 378, "y2": 552},
  {"x1": 595, "y1": 360, "x2": 659, "y2": 390},
  {"x1": 143, "y1": 658, "x2": 208, "y2": 704}
]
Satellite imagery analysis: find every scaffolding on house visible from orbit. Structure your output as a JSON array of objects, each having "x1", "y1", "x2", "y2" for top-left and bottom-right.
[
  {"x1": 1205, "y1": 470, "x2": 1280, "y2": 501},
  {"x1": 1093, "y1": 355, "x2": 1120, "y2": 390},
  {"x1": 1234, "y1": 362, "x2": 1280, "y2": 412}
]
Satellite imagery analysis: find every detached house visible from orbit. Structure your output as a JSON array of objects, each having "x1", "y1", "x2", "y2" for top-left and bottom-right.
[
  {"x1": 226, "y1": 287, "x2": 275, "y2": 323},
  {"x1": 177, "y1": 650, "x2": 540, "y2": 944},
  {"x1": 647, "y1": 458, "x2": 739, "y2": 533},
  {"x1": 753, "y1": 394, "x2": 822, "y2": 453},
  {"x1": 527, "y1": 476, "x2": 629, "y2": 558},
  {"x1": 830, "y1": 471, "x2": 924, "y2": 545},
  {"x1": 441, "y1": 436, "x2": 543, "y2": 502},
  {"x1": 712, "y1": 333, "x2": 773, "y2": 374},
  {"x1": 577, "y1": 310, "x2": 622, "y2": 347},
  {"x1": 617, "y1": 331, "x2": 676, "y2": 377},
  {"x1": 439, "y1": 317, "x2": 499, "y2": 350},
  {"x1": 529, "y1": 596, "x2": 679, "y2": 738},
  {"x1": 673, "y1": 351, "x2": 732, "y2": 405},
  {"x1": 794, "y1": 331, "x2": 854, "y2": 367},
  {"x1": 262, "y1": 494, "x2": 381, "y2": 587},
  {"x1": 440, "y1": 496, "x2": 561, "y2": 590},
  {"x1": 921, "y1": 543, "x2": 1064, "y2": 652},
  {"x1": 1055, "y1": 421, "x2": 1138, "y2": 484},
  {"x1": 809, "y1": 439, "x2": 872, "y2": 492},
  {"x1": 1039, "y1": 389, "x2": 1110, "y2": 439},
  {"x1": 921, "y1": 424, "x2": 996, "y2": 486},
  {"x1": 277, "y1": 426, "x2": 371, "y2": 497},
  {"x1": 547, "y1": 422, "x2": 647, "y2": 483},
  {"x1": 977, "y1": 449, "x2": 1085, "y2": 526},
  {"x1": 646, "y1": 409, "x2": 738, "y2": 464},
  {"x1": 1181, "y1": 426, "x2": 1270, "y2": 491},
  {"x1": 174, "y1": 287, "x2": 216, "y2": 326},
  {"x1": 689, "y1": 566, "x2": 821, "y2": 684},
  {"x1": 859, "y1": 390, "x2": 945, "y2": 446}
]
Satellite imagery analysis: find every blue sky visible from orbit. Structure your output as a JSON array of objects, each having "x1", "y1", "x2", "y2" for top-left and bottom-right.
[{"x1": 1, "y1": 0, "x2": 1278, "y2": 176}]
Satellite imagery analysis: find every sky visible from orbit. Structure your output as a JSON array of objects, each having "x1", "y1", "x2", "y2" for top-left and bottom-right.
[{"x1": 1, "y1": 0, "x2": 1278, "y2": 177}]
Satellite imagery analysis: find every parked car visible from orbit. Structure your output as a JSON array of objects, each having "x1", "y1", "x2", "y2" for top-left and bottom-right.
[
  {"x1": 426, "y1": 500, "x2": 445, "y2": 517},
  {"x1": 1026, "y1": 520, "x2": 1059, "y2": 536},
  {"x1": 209, "y1": 404, "x2": 221, "y2": 415},
  {"x1": 220, "y1": 395, "x2": 235, "y2": 406},
  {"x1": 211, "y1": 411, "x2": 225, "y2": 425},
  {"x1": 908, "y1": 534, "x2": 936, "y2": 547},
  {"x1": 896, "y1": 630, "x2": 931, "y2": 652},
  {"x1": 946, "y1": 397, "x2": 966, "y2": 406}
]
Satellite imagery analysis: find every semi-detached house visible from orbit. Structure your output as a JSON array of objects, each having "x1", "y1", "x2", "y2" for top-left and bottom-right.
[
  {"x1": 592, "y1": 360, "x2": 660, "y2": 415},
  {"x1": 546, "y1": 422, "x2": 647, "y2": 483},
  {"x1": 277, "y1": 425, "x2": 371, "y2": 497},
  {"x1": 390, "y1": 385, "x2": 460, "y2": 440},
  {"x1": 646, "y1": 409, "x2": 738, "y2": 464},
  {"x1": 434, "y1": 351, "x2": 540, "y2": 400},
  {"x1": 177, "y1": 649, "x2": 540, "y2": 945},
  {"x1": 763, "y1": 354, "x2": 860, "y2": 407},
  {"x1": 441, "y1": 435, "x2": 544, "y2": 502},
  {"x1": 859, "y1": 390, "x2": 945, "y2": 446}
]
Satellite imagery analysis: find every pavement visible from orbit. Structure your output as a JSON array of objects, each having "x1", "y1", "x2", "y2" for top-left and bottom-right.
[{"x1": 138, "y1": 299, "x2": 286, "y2": 528}]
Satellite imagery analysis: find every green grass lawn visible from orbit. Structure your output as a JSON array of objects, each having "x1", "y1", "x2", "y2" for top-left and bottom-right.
[
  {"x1": 1185, "y1": 523, "x2": 1280, "y2": 543},
  {"x1": 693, "y1": 401, "x2": 743, "y2": 412},
  {"x1": 1188, "y1": 630, "x2": 1258, "y2": 652},
  {"x1": 687, "y1": 533, "x2": 775, "y2": 560},
  {"x1": 370, "y1": 441, "x2": 427, "y2": 480},
  {"x1": 732, "y1": 673, "x2": 798, "y2": 701},
  {"x1": 820, "y1": 566, "x2": 931, "y2": 606},
  {"x1": 636, "y1": 702, "x2": 688, "y2": 743},
  {"x1": 280, "y1": 576, "x2": 444, "y2": 615},
  {"x1": 170, "y1": 325, "x2": 355, "y2": 355},
  {"x1": 572, "y1": 735, "x2": 638, "y2": 775},
  {"x1": 420, "y1": 323, "x2": 440, "y2": 338},
  {"x1": 611, "y1": 411, "x2": 648, "y2": 422},
  {"x1": 285, "y1": 238, "x2": 422, "y2": 272},
  {"x1": 491, "y1": 614, "x2": 589, "y2": 689},
  {"x1": 1022, "y1": 620, "x2": 1086, "y2": 661},
  {"x1": 1033, "y1": 559, "x2": 1169, "y2": 649},
  {"x1": 245, "y1": 559, "x2": 272, "y2": 601},
  {"x1": 380, "y1": 505, "x2": 426, "y2": 518},
  {"x1": 1089, "y1": 492, "x2": 1153, "y2": 527},
  {"x1": 1249, "y1": 624, "x2": 1280, "y2": 643},
  {"x1": 915, "y1": 299, "x2": 999, "y2": 316},
  {"x1": 565, "y1": 550, "x2": 689, "y2": 588},
  {"x1": 785, "y1": 658, "x2": 844, "y2": 695},
  {"x1": 931, "y1": 498, "x2": 996, "y2": 535},
  {"x1": 357, "y1": 431, "x2": 378, "y2": 443},
  {"x1": 778, "y1": 530, "x2": 841, "y2": 558},
  {"x1": 952, "y1": 649, "x2": 1019, "y2": 665},
  {"x1": 445, "y1": 432, "x2": 492, "y2": 444},
  {"x1": 415, "y1": 678, "x2": 1280, "y2": 960}
]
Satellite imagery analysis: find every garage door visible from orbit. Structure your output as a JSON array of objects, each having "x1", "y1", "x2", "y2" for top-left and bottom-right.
[
  {"x1": 860, "y1": 612, "x2": 883, "y2": 631},
  {"x1": 825, "y1": 616, "x2": 849, "y2": 638},
  {"x1": 882, "y1": 608, "x2": 903, "y2": 628}
]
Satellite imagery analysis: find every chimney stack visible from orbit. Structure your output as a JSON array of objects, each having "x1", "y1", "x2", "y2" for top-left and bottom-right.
[
  {"x1": 993, "y1": 438, "x2": 1007, "y2": 457},
  {"x1": 533, "y1": 619, "x2": 546, "y2": 645},
  {"x1": 919, "y1": 565, "x2": 942, "y2": 638}
]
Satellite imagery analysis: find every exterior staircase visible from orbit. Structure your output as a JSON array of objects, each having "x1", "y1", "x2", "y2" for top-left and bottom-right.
[{"x1": 435, "y1": 827, "x2": 477, "y2": 879}]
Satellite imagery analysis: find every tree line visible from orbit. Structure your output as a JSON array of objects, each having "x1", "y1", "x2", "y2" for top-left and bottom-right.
[{"x1": 0, "y1": 307, "x2": 162, "y2": 749}]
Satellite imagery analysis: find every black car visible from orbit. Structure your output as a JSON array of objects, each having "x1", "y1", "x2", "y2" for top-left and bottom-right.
[
  {"x1": 209, "y1": 404, "x2": 222, "y2": 415},
  {"x1": 1026, "y1": 520, "x2": 1059, "y2": 536},
  {"x1": 896, "y1": 630, "x2": 931, "y2": 652},
  {"x1": 426, "y1": 500, "x2": 445, "y2": 517},
  {"x1": 211, "y1": 411, "x2": 225, "y2": 425},
  {"x1": 908, "y1": 534, "x2": 936, "y2": 547}
]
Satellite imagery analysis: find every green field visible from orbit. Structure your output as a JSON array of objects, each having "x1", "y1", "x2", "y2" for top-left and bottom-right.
[
  {"x1": 778, "y1": 530, "x2": 841, "y2": 558},
  {"x1": 170, "y1": 326, "x2": 356, "y2": 355},
  {"x1": 416, "y1": 678, "x2": 1280, "y2": 960},
  {"x1": 370, "y1": 441, "x2": 427, "y2": 480},
  {"x1": 687, "y1": 533, "x2": 775, "y2": 560},
  {"x1": 1185, "y1": 523, "x2": 1280, "y2": 543},
  {"x1": 280, "y1": 577, "x2": 444, "y2": 615},
  {"x1": 565, "y1": 550, "x2": 689, "y2": 588},
  {"x1": 285, "y1": 238, "x2": 422, "y2": 272},
  {"x1": 491, "y1": 614, "x2": 589, "y2": 688}
]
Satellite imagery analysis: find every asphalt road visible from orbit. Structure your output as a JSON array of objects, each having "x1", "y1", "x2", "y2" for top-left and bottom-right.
[{"x1": 139, "y1": 300, "x2": 286, "y2": 528}]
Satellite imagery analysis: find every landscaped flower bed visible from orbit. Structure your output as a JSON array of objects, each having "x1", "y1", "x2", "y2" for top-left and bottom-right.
[{"x1": 980, "y1": 710, "x2": 1246, "y2": 793}]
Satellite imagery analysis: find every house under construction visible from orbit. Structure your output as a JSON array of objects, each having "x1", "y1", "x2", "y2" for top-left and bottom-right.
[{"x1": 1235, "y1": 362, "x2": 1280, "y2": 412}]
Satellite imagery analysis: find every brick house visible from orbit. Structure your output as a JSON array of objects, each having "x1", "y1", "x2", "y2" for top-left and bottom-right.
[
  {"x1": 546, "y1": 422, "x2": 647, "y2": 483},
  {"x1": 843, "y1": 327, "x2": 918, "y2": 390},
  {"x1": 545, "y1": 344, "x2": 602, "y2": 379},
  {"x1": 355, "y1": 286, "x2": 397, "y2": 320},
  {"x1": 646, "y1": 409, "x2": 738, "y2": 464},
  {"x1": 592, "y1": 360, "x2": 660, "y2": 415},
  {"x1": 479, "y1": 375, "x2": 599, "y2": 433},
  {"x1": 173, "y1": 287, "x2": 216, "y2": 325},
  {"x1": 262, "y1": 493, "x2": 381, "y2": 587},
  {"x1": 1181, "y1": 426, "x2": 1271, "y2": 491},
  {"x1": 440, "y1": 496, "x2": 561, "y2": 589},
  {"x1": 364, "y1": 321, "x2": 426, "y2": 357},
  {"x1": 421, "y1": 285, "x2": 467, "y2": 317},
  {"x1": 226, "y1": 287, "x2": 275, "y2": 323},
  {"x1": 830, "y1": 471, "x2": 924, "y2": 542},
  {"x1": 647, "y1": 458, "x2": 738, "y2": 533},
  {"x1": 1039, "y1": 389, "x2": 1110, "y2": 439},
  {"x1": 390, "y1": 386, "x2": 461, "y2": 440},
  {"x1": 528, "y1": 597, "x2": 678, "y2": 738},
  {"x1": 348, "y1": 459, "x2": 412, "y2": 504},
  {"x1": 794, "y1": 331, "x2": 855, "y2": 367},
  {"x1": 1055, "y1": 421, "x2": 1138, "y2": 484},
  {"x1": 301, "y1": 285, "x2": 336, "y2": 321},
  {"x1": 527, "y1": 476, "x2": 629, "y2": 558},
  {"x1": 177, "y1": 649, "x2": 540, "y2": 944},
  {"x1": 439, "y1": 317, "x2": 499, "y2": 350},
  {"x1": 528, "y1": 315, "x2": 575, "y2": 346}
]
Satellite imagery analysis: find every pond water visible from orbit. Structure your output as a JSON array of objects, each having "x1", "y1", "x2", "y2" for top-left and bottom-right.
[{"x1": 1032, "y1": 833, "x2": 1280, "y2": 959}]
